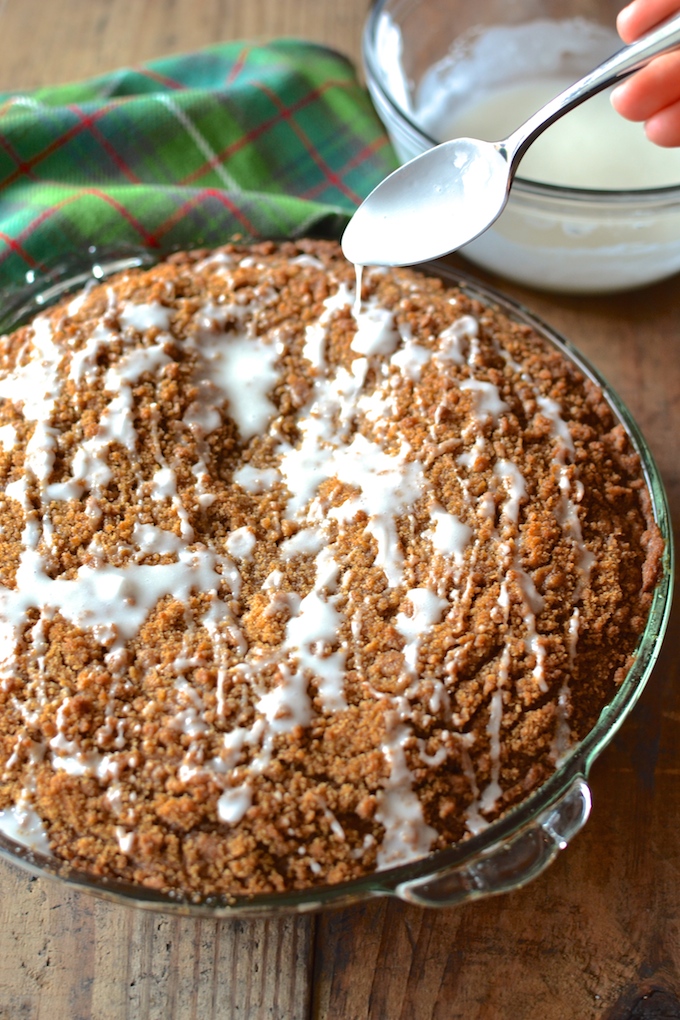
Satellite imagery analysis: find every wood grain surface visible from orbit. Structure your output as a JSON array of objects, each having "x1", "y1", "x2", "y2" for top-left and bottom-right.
[{"x1": 0, "y1": 2, "x2": 679, "y2": 1018}]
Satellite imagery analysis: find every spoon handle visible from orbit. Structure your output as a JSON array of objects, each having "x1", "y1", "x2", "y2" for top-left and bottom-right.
[{"x1": 503, "y1": 11, "x2": 680, "y2": 171}]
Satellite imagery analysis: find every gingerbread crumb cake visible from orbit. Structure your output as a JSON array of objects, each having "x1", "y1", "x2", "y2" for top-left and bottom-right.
[{"x1": 0, "y1": 239, "x2": 662, "y2": 900}]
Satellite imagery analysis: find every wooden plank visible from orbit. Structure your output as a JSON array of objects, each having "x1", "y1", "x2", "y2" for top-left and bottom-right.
[
  {"x1": 0, "y1": 865, "x2": 95, "y2": 1020},
  {"x1": 0, "y1": 0, "x2": 365, "y2": 92},
  {"x1": 0, "y1": 860, "x2": 314, "y2": 1019}
]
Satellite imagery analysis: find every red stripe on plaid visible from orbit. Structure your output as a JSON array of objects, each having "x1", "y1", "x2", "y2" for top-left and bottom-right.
[
  {"x1": 0, "y1": 230, "x2": 39, "y2": 268},
  {"x1": 225, "y1": 47, "x2": 251, "y2": 87},
  {"x1": 69, "y1": 104, "x2": 142, "y2": 184},
  {"x1": 340, "y1": 135, "x2": 394, "y2": 174},
  {"x1": 253, "y1": 81, "x2": 362, "y2": 205},
  {"x1": 0, "y1": 188, "x2": 158, "y2": 273},
  {"x1": 132, "y1": 67, "x2": 187, "y2": 91},
  {"x1": 80, "y1": 187, "x2": 159, "y2": 244},
  {"x1": 178, "y1": 78, "x2": 354, "y2": 188},
  {"x1": 0, "y1": 132, "x2": 38, "y2": 181},
  {"x1": 149, "y1": 188, "x2": 259, "y2": 244},
  {"x1": 0, "y1": 104, "x2": 114, "y2": 188},
  {"x1": 302, "y1": 135, "x2": 393, "y2": 204}
]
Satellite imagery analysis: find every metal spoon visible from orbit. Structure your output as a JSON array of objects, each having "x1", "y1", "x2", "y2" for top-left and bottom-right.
[{"x1": 341, "y1": 12, "x2": 680, "y2": 268}]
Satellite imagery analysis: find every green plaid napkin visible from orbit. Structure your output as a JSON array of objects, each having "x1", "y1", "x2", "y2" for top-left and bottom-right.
[{"x1": 0, "y1": 39, "x2": 398, "y2": 286}]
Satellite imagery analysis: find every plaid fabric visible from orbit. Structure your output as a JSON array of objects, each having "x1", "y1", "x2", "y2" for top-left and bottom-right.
[{"x1": 0, "y1": 39, "x2": 398, "y2": 286}]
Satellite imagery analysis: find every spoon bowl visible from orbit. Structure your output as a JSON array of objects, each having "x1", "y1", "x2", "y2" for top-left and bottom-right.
[
  {"x1": 342, "y1": 138, "x2": 510, "y2": 266},
  {"x1": 343, "y1": 11, "x2": 680, "y2": 267}
]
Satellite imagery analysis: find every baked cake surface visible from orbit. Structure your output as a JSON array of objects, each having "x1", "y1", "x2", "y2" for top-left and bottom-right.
[{"x1": 0, "y1": 239, "x2": 662, "y2": 899}]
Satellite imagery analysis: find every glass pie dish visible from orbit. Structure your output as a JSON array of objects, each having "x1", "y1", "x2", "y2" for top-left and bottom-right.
[{"x1": 0, "y1": 249, "x2": 672, "y2": 917}]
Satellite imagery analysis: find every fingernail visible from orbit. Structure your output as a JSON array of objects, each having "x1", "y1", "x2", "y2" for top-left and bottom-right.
[{"x1": 610, "y1": 84, "x2": 624, "y2": 111}]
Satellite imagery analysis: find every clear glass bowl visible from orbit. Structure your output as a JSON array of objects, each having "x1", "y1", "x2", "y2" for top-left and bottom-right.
[
  {"x1": 363, "y1": 0, "x2": 680, "y2": 293},
  {"x1": 0, "y1": 251, "x2": 672, "y2": 917}
]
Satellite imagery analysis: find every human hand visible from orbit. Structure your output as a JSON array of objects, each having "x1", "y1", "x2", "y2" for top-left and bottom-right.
[{"x1": 611, "y1": 0, "x2": 680, "y2": 146}]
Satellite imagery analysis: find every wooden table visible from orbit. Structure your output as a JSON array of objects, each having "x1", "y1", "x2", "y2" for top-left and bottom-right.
[{"x1": 0, "y1": 2, "x2": 678, "y2": 1017}]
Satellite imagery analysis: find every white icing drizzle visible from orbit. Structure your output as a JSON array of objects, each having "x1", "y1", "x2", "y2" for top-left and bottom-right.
[
  {"x1": 0, "y1": 794, "x2": 51, "y2": 854},
  {"x1": 462, "y1": 741, "x2": 489, "y2": 837},
  {"x1": 256, "y1": 664, "x2": 313, "y2": 737},
  {"x1": 326, "y1": 436, "x2": 425, "y2": 587},
  {"x1": 233, "y1": 464, "x2": 280, "y2": 494},
  {"x1": 217, "y1": 784, "x2": 253, "y2": 825},
  {"x1": 494, "y1": 460, "x2": 527, "y2": 526},
  {"x1": 119, "y1": 300, "x2": 172, "y2": 334},
  {"x1": 396, "y1": 588, "x2": 449, "y2": 677},
  {"x1": 291, "y1": 254, "x2": 324, "y2": 270},
  {"x1": 390, "y1": 342, "x2": 431, "y2": 382},
  {"x1": 0, "y1": 255, "x2": 604, "y2": 866},
  {"x1": 375, "y1": 718, "x2": 438, "y2": 869},
  {"x1": 460, "y1": 378, "x2": 509, "y2": 425},
  {"x1": 478, "y1": 687, "x2": 504, "y2": 814},
  {"x1": 284, "y1": 584, "x2": 347, "y2": 712},
  {"x1": 0, "y1": 424, "x2": 17, "y2": 450},
  {"x1": 428, "y1": 504, "x2": 472, "y2": 565},
  {"x1": 185, "y1": 310, "x2": 280, "y2": 441},
  {"x1": 351, "y1": 301, "x2": 401, "y2": 357},
  {"x1": 115, "y1": 827, "x2": 135, "y2": 854},
  {"x1": 353, "y1": 264, "x2": 363, "y2": 319},
  {"x1": 533, "y1": 391, "x2": 596, "y2": 751},
  {"x1": 435, "y1": 313, "x2": 478, "y2": 365},
  {"x1": 303, "y1": 282, "x2": 353, "y2": 369},
  {"x1": 279, "y1": 528, "x2": 325, "y2": 560},
  {"x1": 225, "y1": 526, "x2": 256, "y2": 562}
]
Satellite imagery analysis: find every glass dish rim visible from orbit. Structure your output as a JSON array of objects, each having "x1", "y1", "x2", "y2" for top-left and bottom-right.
[
  {"x1": 0, "y1": 245, "x2": 672, "y2": 918},
  {"x1": 363, "y1": 0, "x2": 680, "y2": 204}
]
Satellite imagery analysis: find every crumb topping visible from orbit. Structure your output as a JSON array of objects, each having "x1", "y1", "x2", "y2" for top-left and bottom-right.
[{"x1": 0, "y1": 239, "x2": 662, "y2": 899}]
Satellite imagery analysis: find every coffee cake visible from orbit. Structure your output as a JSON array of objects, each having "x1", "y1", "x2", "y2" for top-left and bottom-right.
[{"x1": 0, "y1": 240, "x2": 662, "y2": 899}]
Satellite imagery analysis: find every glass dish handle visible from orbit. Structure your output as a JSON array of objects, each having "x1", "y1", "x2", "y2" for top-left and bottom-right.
[{"x1": 395, "y1": 775, "x2": 592, "y2": 908}]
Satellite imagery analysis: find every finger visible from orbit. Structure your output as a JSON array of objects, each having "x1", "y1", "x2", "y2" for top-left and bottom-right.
[
  {"x1": 645, "y1": 99, "x2": 680, "y2": 146},
  {"x1": 611, "y1": 50, "x2": 680, "y2": 120},
  {"x1": 617, "y1": 0, "x2": 680, "y2": 43}
]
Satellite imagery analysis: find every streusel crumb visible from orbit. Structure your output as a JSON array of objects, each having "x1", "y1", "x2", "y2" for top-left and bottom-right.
[{"x1": 0, "y1": 240, "x2": 662, "y2": 900}]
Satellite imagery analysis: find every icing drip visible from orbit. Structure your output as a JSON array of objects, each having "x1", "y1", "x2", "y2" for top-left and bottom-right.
[
  {"x1": 428, "y1": 505, "x2": 472, "y2": 566},
  {"x1": 396, "y1": 588, "x2": 449, "y2": 677},
  {"x1": 283, "y1": 544, "x2": 348, "y2": 713},
  {"x1": 185, "y1": 307, "x2": 280, "y2": 441},
  {"x1": 0, "y1": 795, "x2": 51, "y2": 854},
  {"x1": 217, "y1": 784, "x2": 253, "y2": 825},
  {"x1": 375, "y1": 718, "x2": 439, "y2": 868}
]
